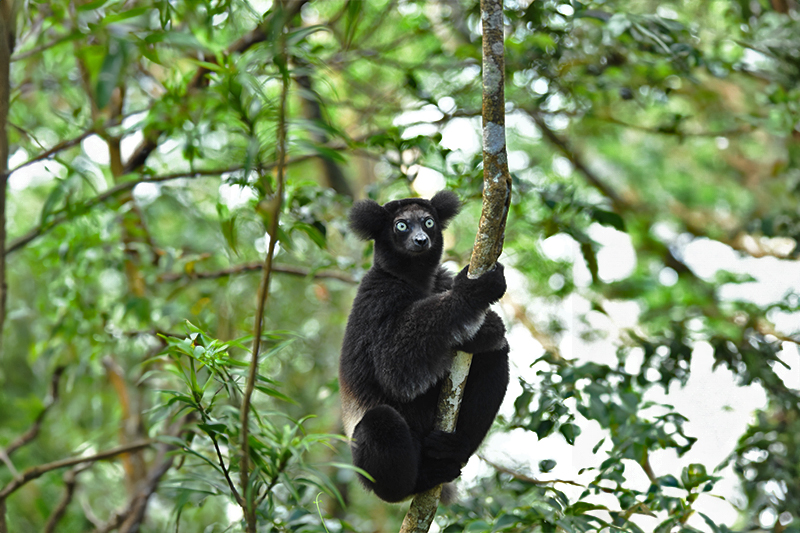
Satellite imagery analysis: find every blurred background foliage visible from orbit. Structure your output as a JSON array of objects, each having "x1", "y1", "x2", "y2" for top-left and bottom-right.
[{"x1": 1, "y1": 0, "x2": 799, "y2": 532}]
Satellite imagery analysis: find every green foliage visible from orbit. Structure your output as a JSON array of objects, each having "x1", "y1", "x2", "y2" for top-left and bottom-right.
[
  {"x1": 2, "y1": 0, "x2": 799, "y2": 532},
  {"x1": 152, "y1": 323, "x2": 344, "y2": 531}
]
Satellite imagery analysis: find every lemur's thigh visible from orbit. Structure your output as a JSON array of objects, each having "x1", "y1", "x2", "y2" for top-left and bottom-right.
[
  {"x1": 351, "y1": 405, "x2": 419, "y2": 502},
  {"x1": 457, "y1": 343, "x2": 510, "y2": 453}
]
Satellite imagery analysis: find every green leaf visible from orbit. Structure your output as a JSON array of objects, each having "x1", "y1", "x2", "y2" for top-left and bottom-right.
[
  {"x1": 590, "y1": 208, "x2": 626, "y2": 231},
  {"x1": 102, "y1": 6, "x2": 150, "y2": 24},
  {"x1": 77, "y1": 0, "x2": 117, "y2": 11},
  {"x1": 287, "y1": 25, "x2": 329, "y2": 46},
  {"x1": 293, "y1": 222, "x2": 327, "y2": 249},
  {"x1": 534, "y1": 419, "x2": 555, "y2": 439},
  {"x1": 96, "y1": 38, "x2": 130, "y2": 109},
  {"x1": 254, "y1": 384, "x2": 297, "y2": 405},
  {"x1": 492, "y1": 513, "x2": 520, "y2": 531},
  {"x1": 198, "y1": 423, "x2": 227, "y2": 437},
  {"x1": 539, "y1": 459, "x2": 557, "y2": 473},
  {"x1": 40, "y1": 177, "x2": 72, "y2": 225},
  {"x1": 465, "y1": 520, "x2": 491, "y2": 532},
  {"x1": 559, "y1": 423, "x2": 581, "y2": 445},
  {"x1": 660, "y1": 474, "x2": 680, "y2": 487}
]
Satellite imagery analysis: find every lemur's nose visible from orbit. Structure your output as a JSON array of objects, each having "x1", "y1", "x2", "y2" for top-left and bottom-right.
[{"x1": 414, "y1": 234, "x2": 428, "y2": 246}]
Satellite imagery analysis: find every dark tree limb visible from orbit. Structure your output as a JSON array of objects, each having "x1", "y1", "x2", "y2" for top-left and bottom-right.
[
  {"x1": 400, "y1": 1, "x2": 512, "y2": 531},
  {"x1": 0, "y1": 441, "x2": 153, "y2": 502},
  {"x1": 0, "y1": 0, "x2": 15, "y2": 351},
  {"x1": 525, "y1": 108, "x2": 626, "y2": 211},
  {"x1": 160, "y1": 262, "x2": 356, "y2": 284}
]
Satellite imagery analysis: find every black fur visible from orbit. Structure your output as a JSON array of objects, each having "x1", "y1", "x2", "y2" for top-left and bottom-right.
[{"x1": 340, "y1": 190, "x2": 510, "y2": 503}]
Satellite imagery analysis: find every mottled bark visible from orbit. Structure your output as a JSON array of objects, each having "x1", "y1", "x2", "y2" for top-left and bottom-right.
[{"x1": 0, "y1": 0, "x2": 14, "y2": 354}]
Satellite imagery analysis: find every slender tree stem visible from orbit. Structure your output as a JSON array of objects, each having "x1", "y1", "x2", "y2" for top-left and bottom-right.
[
  {"x1": 238, "y1": 24, "x2": 290, "y2": 533},
  {"x1": 0, "y1": 0, "x2": 14, "y2": 355}
]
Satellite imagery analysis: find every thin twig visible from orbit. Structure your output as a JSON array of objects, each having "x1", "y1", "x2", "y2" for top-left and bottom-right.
[
  {"x1": 159, "y1": 262, "x2": 356, "y2": 284},
  {"x1": 9, "y1": 128, "x2": 95, "y2": 174},
  {"x1": 0, "y1": 0, "x2": 14, "y2": 359},
  {"x1": 6, "y1": 145, "x2": 353, "y2": 256},
  {"x1": 594, "y1": 113, "x2": 755, "y2": 138},
  {"x1": 5, "y1": 167, "x2": 238, "y2": 254},
  {"x1": 238, "y1": 17, "x2": 290, "y2": 533},
  {"x1": 89, "y1": 415, "x2": 187, "y2": 533},
  {"x1": 0, "y1": 440, "x2": 153, "y2": 501},
  {"x1": 478, "y1": 454, "x2": 584, "y2": 487}
]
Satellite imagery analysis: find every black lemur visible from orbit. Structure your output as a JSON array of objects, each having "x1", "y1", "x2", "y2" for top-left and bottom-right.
[{"x1": 339, "y1": 190, "x2": 510, "y2": 503}]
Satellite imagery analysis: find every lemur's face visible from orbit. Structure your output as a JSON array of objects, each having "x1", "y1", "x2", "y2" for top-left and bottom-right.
[{"x1": 392, "y1": 205, "x2": 438, "y2": 255}]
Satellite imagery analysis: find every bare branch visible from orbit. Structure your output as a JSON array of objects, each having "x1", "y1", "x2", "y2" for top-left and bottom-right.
[
  {"x1": 88, "y1": 415, "x2": 187, "y2": 533},
  {"x1": 160, "y1": 262, "x2": 356, "y2": 284},
  {"x1": 0, "y1": 0, "x2": 15, "y2": 354},
  {"x1": 594, "y1": 113, "x2": 755, "y2": 138},
  {"x1": 6, "y1": 146, "x2": 345, "y2": 256},
  {"x1": 93, "y1": 453, "x2": 174, "y2": 533},
  {"x1": 478, "y1": 454, "x2": 584, "y2": 487},
  {"x1": 0, "y1": 440, "x2": 153, "y2": 502},
  {"x1": 9, "y1": 128, "x2": 94, "y2": 174}
]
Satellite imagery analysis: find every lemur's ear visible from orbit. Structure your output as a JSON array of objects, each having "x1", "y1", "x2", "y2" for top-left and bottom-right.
[
  {"x1": 349, "y1": 199, "x2": 390, "y2": 241},
  {"x1": 430, "y1": 190, "x2": 461, "y2": 228}
]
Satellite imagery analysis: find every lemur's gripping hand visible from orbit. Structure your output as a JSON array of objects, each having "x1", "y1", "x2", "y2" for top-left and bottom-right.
[
  {"x1": 453, "y1": 262, "x2": 506, "y2": 308},
  {"x1": 455, "y1": 310, "x2": 506, "y2": 354}
]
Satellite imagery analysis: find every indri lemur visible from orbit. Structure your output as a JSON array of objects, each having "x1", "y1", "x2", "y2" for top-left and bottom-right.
[{"x1": 339, "y1": 191, "x2": 509, "y2": 503}]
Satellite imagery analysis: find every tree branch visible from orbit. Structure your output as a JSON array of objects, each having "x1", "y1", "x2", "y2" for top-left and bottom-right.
[
  {"x1": 0, "y1": 0, "x2": 15, "y2": 353},
  {"x1": 400, "y1": 1, "x2": 512, "y2": 531},
  {"x1": 478, "y1": 454, "x2": 584, "y2": 487},
  {"x1": 0, "y1": 440, "x2": 153, "y2": 503},
  {"x1": 159, "y1": 262, "x2": 356, "y2": 284}
]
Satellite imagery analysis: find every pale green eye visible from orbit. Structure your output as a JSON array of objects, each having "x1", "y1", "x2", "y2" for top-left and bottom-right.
[
  {"x1": 424, "y1": 218, "x2": 435, "y2": 229},
  {"x1": 395, "y1": 221, "x2": 408, "y2": 232}
]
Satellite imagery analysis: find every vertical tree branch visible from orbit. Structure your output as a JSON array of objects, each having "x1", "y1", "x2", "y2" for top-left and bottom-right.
[
  {"x1": 400, "y1": 1, "x2": 511, "y2": 531},
  {"x1": 238, "y1": 14, "x2": 290, "y2": 533},
  {"x1": 0, "y1": 0, "x2": 15, "y2": 352}
]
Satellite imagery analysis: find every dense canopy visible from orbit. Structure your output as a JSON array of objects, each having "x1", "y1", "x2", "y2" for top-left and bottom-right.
[{"x1": 0, "y1": 1, "x2": 799, "y2": 532}]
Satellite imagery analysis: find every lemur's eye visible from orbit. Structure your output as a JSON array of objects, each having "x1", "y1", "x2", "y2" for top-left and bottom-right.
[
  {"x1": 395, "y1": 221, "x2": 408, "y2": 232},
  {"x1": 424, "y1": 218, "x2": 435, "y2": 229}
]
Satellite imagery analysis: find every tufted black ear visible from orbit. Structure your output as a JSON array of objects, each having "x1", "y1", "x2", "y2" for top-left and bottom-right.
[
  {"x1": 430, "y1": 190, "x2": 461, "y2": 228},
  {"x1": 349, "y1": 199, "x2": 390, "y2": 241}
]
